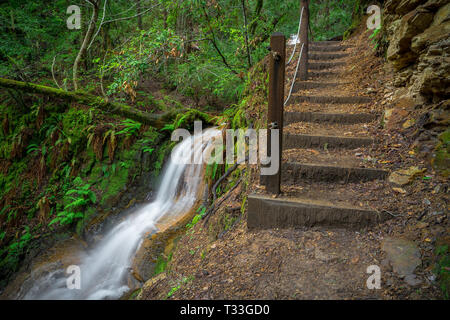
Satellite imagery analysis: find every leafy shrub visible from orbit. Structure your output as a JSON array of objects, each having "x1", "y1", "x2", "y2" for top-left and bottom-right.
[{"x1": 49, "y1": 177, "x2": 96, "y2": 227}]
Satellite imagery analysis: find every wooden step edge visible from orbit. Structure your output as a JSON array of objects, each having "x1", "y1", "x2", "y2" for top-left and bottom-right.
[
  {"x1": 247, "y1": 194, "x2": 390, "y2": 230},
  {"x1": 284, "y1": 111, "x2": 378, "y2": 125},
  {"x1": 283, "y1": 134, "x2": 374, "y2": 149},
  {"x1": 283, "y1": 162, "x2": 389, "y2": 182}
]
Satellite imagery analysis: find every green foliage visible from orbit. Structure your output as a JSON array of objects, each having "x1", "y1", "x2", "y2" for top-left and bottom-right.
[
  {"x1": 115, "y1": 119, "x2": 142, "y2": 137},
  {"x1": 0, "y1": 226, "x2": 33, "y2": 283},
  {"x1": 49, "y1": 177, "x2": 96, "y2": 227},
  {"x1": 433, "y1": 129, "x2": 450, "y2": 177},
  {"x1": 0, "y1": 0, "x2": 78, "y2": 79},
  {"x1": 186, "y1": 206, "x2": 206, "y2": 230},
  {"x1": 166, "y1": 276, "x2": 193, "y2": 299},
  {"x1": 154, "y1": 252, "x2": 173, "y2": 276},
  {"x1": 310, "y1": 0, "x2": 356, "y2": 40},
  {"x1": 369, "y1": 27, "x2": 382, "y2": 51},
  {"x1": 102, "y1": 28, "x2": 183, "y2": 97},
  {"x1": 434, "y1": 244, "x2": 450, "y2": 299}
]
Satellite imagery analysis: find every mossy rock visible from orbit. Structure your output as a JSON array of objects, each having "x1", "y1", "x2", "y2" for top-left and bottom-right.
[{"x1": 432, "y1": 129, "x2": 450, "y2": 177}]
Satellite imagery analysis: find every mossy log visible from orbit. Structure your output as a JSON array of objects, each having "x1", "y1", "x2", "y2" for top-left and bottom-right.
[{"x1": 0, "y1": 78, "x2": 185, "y2": 129}]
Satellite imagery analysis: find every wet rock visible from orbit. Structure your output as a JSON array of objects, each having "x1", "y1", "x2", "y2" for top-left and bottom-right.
[
  {"x1": 388, "y1": 166, "x2": 426, "y2": 186},
  {"x1": 410, "y1": 39, "x2": 450, "y2": 99},
  {"x1": 393, "y1": 67, "x2": 414, "y2": 86},
  {"x1": 404, "y1": 274, "x2": 423, "y2": 286},
  {"x1": 403, "y1": 118, "x2": 416, "y2": 128},
  {"x1": 415, "y1": 221, "x2": 429, "y2": 229},
  {"x1": 382, "y1": 238, "x2": 422, "y2": 280},
  {"x1": 396, "y1": 0, "x2": 429, "y2": 15},
  {"x1": 136, "y1": 272, "x2": 167, "y2": 300},
  {"x1": 314, "y1": 248, "x2": 338, "y2": 263},
  {"x1": 384, "y1": 0, "x2": 450, "y2": 103},
  {"x1": 387, "y1": 7, "x2": 435, "y2": 70}
]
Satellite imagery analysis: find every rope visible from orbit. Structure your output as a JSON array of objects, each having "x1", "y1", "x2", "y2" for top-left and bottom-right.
[
  {"x1": 287, "y1": 6, "x2": 304, "y2": 66},
  {"x1": 284, "y1": 42, "x2": 304, "y2": 106}
]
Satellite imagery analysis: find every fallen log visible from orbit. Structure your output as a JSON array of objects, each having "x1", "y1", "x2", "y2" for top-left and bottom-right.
[{"x1": 0, "y1": 77, "x2": 183, "y2": 128}]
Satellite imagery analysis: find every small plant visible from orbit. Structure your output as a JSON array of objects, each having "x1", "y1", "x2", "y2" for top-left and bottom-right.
[
  {"x1": 369, "y1": 27, "x2": 382, "y2": 51},
  {"x1": 115, "y1": 119, "x2": 142, "y2": 137},
  {"x1": 166, "y1": 276, "x2": 193, "y2": 299},
  {"x1": 167, "y1": 284, "x2": 181, "y2": 299},
  {"x1": 186, "y1": 206, "x2": 206, "y2": 230},
  {"x1": 142, "y1": 146, "x2": 154, "y2": 155},
  {"x1": 434, "y1": 244, "x2": 450, "y2": 299},
  {"x1": 49, "y1": 177, "x2": 96, "y2": 227}
]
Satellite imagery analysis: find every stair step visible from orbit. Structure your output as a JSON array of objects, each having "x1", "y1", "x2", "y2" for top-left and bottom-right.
[
  {"x1": 283, "y1": 162, "x2": 388, "y2": 183},
  {"x1": 284, "y1": 134, "x2": 374, "y2": 149},
  {"x1": 288, "y1": 95, "x2": 372, "y2": 105},
  {"x1": 311, "y1": 41, "x2": 343, "y2": 45},
  {"x1": 308, "y1": 71, "x2": 340, "y2": 79},
  {"x1": 309, "y1": 62, "x2": 346, "y2": 70},
  {"x1": 309, "y1": 52, "x2": 349, "y2": 60},
  {"x1": 309, "y1": 45, "x2": 352, "y2": 52},
  {"x1": 285, "y1": 111, "x2": 377, "y2": 125},
  {"x1": 292, "y1": 81, "x2": 342, "y2": 91},
  {"x1": 247, "y1": 194, "x2": 390, "y2": 229}
]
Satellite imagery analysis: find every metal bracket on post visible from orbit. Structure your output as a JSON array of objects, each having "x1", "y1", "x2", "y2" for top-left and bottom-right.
[{"x1": 260, "y1": 32, "x2": 285, "y2": 195}]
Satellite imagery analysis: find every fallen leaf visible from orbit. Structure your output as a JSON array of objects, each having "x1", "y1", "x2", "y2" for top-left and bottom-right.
[{"x1": 392, "y1": 187, "x2": 406, "y2": 194}]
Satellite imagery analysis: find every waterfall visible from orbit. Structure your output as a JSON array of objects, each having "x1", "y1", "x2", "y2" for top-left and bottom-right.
[{"x1": 22, "y1": 128, "x2": 220, "y2": 300}]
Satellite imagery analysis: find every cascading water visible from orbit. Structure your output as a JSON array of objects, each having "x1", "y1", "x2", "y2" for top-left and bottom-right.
[{"x1": 21, "y1": 128, "x2": 220, "y2": 300}]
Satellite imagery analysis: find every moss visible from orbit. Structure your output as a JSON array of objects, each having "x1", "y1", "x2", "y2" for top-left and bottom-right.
[
  {"x1": 99, "y1": 164, "x2": 130, "y2": 206},
  {"x1": 154, "y1": 252, "x2": 173, "y2": 276},
  {"x1": 62, "y1": 108, "x2": 91, "y2": 154},
  {"x1": 432, "y1": 129, "x2": 450, "y2": 177},
  {"x1": 434, "y1": 241, "x2": 450, "y2": 299}
]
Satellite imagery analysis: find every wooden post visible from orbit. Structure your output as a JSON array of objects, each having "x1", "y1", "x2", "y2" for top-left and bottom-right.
[
  {"x1": 262, "y1": 32, "x2": 285, "y2": 195},
  {"x1": 299, "y1": 0, "x2": 309, "y2": 80}
]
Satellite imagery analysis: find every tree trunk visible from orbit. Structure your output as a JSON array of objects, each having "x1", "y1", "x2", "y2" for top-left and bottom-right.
[
  {"x1": 0, "y1": 78, "x2": 188, "y2": 128},
  {"x1": 241, "y1": 0, "x2": 252, "y2": 68},
  {"x1": 73, "y1": 0, "x2": 99, "y2": 91},
  {"x1": 137, "y1": 0, "x2": 143, "y2": 30}
]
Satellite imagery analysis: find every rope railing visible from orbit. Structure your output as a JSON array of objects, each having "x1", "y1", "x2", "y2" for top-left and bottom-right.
[
  {"x1": 286, "y1": 6, "x2": 304, "y2": 66},
  {"x1": 284, "y1": 42, "x2": 304, "y2": 106},
  {"x1": 284, "y1": 4, "x2": 307, "y2": 106}
]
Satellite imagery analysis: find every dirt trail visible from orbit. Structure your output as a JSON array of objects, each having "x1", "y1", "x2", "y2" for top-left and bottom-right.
[{"x1": 139, "y1": 29, "x2": 447, "y2": 300}]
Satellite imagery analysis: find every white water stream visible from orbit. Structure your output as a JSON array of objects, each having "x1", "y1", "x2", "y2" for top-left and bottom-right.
[{"x1": 22, "y1": 129, "x2": 219, "y2": 300}]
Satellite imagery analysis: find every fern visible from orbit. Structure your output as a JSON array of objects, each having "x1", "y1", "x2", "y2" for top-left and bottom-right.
[{"x1": 49, "y1": 177, "x2": 96, "y2": 227}]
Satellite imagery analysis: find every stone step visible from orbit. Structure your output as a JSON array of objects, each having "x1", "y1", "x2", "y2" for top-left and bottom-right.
[
  {"x1": 292, "y1": 81, "x2": 342, "y2": 91},
  {"x1": 311, "y1": 41, "x2": 343, "y2": 46},
  {"x1": 309, "y1": 44, "x2": 352, "y2": 52},
  {"x1": 308, "y1": 71, "x2": 340, "y2": 79},
  {"x1": 284, "y1": 133, "x2": 374, "y2": 149},
  {"x1": 283, "y1": 162, "x2": 388, "y2": 183},
  {"x1": 288, "y1": 95, "x2": 372, "y2": 105},
  {"x1": 285, "y1": 101, "x2": 374, "y2": 114},
  {"x1": 247, "y1": 194, "x2": 390, "y2": 229},
  {"x1": 284, "y1": 111, "x2": 377, "y2": 125},
  {"x1": 309, "y1": 52, "x2": 349, "y2": 60},
  {"x1": 309, "y1": 61, "x2": 346, "y2": 70}
]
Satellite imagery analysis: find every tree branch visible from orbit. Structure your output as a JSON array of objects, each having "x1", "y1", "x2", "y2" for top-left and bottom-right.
[
  {"x1": 0, "y1": 77, "x2": 190, "y2": 128},
  {"x1": 201, "y1": 6, "x2": 238, "y2": 74}
]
